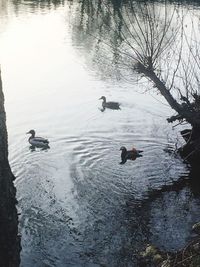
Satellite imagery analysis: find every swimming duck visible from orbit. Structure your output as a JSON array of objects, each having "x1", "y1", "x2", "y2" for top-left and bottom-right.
[
  {"x1": 120, "y1": 146, "x2": 143, "y2": 164},
  {"x1": 99, "y1": 96, "x2": 120, "y2": 110},
  {"x1": 26, "y1": 130, "x2": 49, "y2": 147}
]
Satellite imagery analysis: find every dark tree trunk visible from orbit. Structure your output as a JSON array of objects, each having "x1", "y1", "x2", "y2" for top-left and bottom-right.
[
  {"x1": 179, "y1": 127, "x2": 200, "y2": 165},
  {"x1": 0, "y1": 69, "x2": 21, "y2": 266},
  {"x1": 136, "y1": 62, "x2": 200, "y2": 165}
]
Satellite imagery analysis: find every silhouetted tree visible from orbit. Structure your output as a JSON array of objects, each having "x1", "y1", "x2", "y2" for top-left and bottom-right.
[
  {"x1": 109, "y1": 1, "x2": 200, "y2": 163},
  {"x1": 72, "y1": 0, "x2": 200, "y2": 164}
]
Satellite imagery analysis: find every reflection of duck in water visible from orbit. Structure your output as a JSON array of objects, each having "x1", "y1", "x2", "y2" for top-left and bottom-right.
[
  {"x1": 99, "y1": 96, "x2": 120, "y2": 111},
  {"x1": 120, "y1": 146, "x2": 143, "y2": 164},
  {"x1": 26, "y1": 130, "x2": 49, "y2": 148}
]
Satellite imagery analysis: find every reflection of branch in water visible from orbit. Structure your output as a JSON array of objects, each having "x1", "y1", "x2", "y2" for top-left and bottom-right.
[{"x1": 144, "y1": 167, "x2": 200, "y2": 201}]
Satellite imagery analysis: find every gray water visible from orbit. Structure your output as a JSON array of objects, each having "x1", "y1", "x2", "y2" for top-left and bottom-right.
[{"x1": 0, "y1": 0, "x2": 200, "y2": 266}]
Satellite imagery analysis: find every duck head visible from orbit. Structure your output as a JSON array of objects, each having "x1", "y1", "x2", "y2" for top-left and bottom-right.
[
  {"x1": 26, "y1": 129, "x2": 35, "y2": 137},
  {"x1": 99, "y1": 96, "x2": 106, "y2": 103},
  {"x1": 120, "y1": 146, "x2": 127, "y2": 164},
  {"x1": 120, "y1": 146, "x2": 127, "y2": 152}
]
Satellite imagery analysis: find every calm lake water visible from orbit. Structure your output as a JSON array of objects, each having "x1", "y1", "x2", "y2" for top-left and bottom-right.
[{"x1": 0, "y1": 0, "x2": 200, "y2": 266}]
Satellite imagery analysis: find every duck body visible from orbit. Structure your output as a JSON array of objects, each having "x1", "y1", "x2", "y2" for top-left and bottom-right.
[
  {"x1": 120, "y1": 146, "x2": 143, "y2": 164},
  {"x1": 27, "y1": 130, "x2": 49, "y2": 147},
  {"x1": 99, "y1": 96, "x2": 120, "y2": 110}
]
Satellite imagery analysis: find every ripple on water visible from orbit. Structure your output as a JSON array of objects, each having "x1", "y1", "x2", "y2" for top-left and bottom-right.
[
  {"x1": 69, "y1": 132, "x2": 186, "y2": 206},
  {"x1": 13, "y1": 128, "x2": 187, "y2": 264},
  {"x1": 7, "y1": 92, "x2": 187, "y2": 266},
  {"x1": 11, "y1": 130, "x2": 188, "y2": 266}
]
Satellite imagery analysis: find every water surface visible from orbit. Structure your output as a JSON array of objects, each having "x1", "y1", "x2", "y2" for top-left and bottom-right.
[{"x1": 0, "y1": 0, "x2": 199, "y2": 266}]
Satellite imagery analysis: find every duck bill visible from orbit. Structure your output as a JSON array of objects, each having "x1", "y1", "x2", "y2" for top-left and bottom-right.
[{"x1": 26, "y1": 131, "x2": 30, "y2": 134}]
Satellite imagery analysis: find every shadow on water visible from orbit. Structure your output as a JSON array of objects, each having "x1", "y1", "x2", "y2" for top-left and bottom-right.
[
  {"x1": 102, "y1": 167, "x2": 200, "y2": 266},
  {"x1": 138, "y1": 167, "x2": 200, "y2": 253},
  {"x1": 69, "y1": 164, "x2": 200, "y2": 265},
  {"x1": 29, "y1": 145, "x2": 50, "y2": 152},
  {"x1": 99, "y1": 106, "x2": 121, "y2": 112},
  {"x1": 66, "y1": 132, "x2": 198, "y2": 265}
]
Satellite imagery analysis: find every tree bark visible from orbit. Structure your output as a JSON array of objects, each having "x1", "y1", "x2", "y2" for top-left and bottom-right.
[
  {"x1": 0, "y1": 69, "x2": 21, "y2": 267},
  {"x1": 136, "y1": 62, "x2": 200, "y2": 128}
]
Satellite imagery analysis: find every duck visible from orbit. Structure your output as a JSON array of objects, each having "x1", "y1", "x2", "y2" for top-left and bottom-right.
[
  {"x1": 26, "y1": 130, "x2": 49, "y2": 147},
  {"x1": 99, "y1": 96, "x2": 120, "y2": 110},
  {"x1": 120, "y1": 146, "x2": 143, "y2": 164}
]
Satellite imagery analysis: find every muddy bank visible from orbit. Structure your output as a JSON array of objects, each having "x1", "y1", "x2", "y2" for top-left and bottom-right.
[{"x1": 0, "y1": 69, "x2": 20, "y2": 266}]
